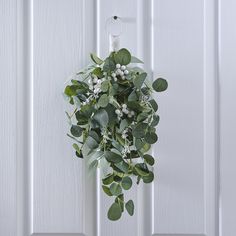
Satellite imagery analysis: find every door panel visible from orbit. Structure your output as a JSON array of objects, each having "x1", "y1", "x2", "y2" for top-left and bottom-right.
[
  {"x1": 0, "y1": 1, "x2": 17, "y2": 236},
  {"x1": 1, "y1": 0, "x2": 235, "y2": 236}
]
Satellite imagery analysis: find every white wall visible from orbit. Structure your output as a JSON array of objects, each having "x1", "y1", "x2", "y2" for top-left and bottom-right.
[{"x1": 0, "y1": 0, "x2": 235, "y2": 236}]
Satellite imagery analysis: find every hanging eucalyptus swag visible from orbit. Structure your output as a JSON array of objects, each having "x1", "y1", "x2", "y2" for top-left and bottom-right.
[{"x1": 63, "y1": 48, "x2": 168, "y2": 221}]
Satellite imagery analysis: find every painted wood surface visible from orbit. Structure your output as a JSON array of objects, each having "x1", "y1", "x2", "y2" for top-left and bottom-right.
[{"x1": 1, "y1": 0, "x2": 236, "y2": 236}]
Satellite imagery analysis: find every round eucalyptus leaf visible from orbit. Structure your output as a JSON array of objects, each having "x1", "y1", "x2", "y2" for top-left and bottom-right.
[
  {"x1": 104, "y1": 151, "x2": 123, "y2": 163},
  {"x1": 142, "y1": 171, "x2": 154, "y2": 183},
  {"x1": 90, "y1": 53, "x2": 103, "y2": 65},
  {"x1": 115, "y1": 194, "x2": 124, "y2": 212},
  {"x1": 101, "y1": 80, "x2": 109, "y2": 92},
  {"x1": 108, "y1": 202, "x2": 122, "y2": 221},
  {"x1": 102, "y1": 174, "x2": 114, "y2": 185},
  {"x1": 114, "y1": 161, "x2": 129, "y2": 173},
  {"x1": 151, "y1": 115, "x2": 160, "y2": 127},
  {"x1": 98, "y1": 94, "x2": 109, "y2": 108},
  {"x1": 132, "y1": 123, "x2": 149, "y2": 138},
  {"x1": 85, "y1": 136, "x2": 98, "y2": 149},
  {"x1": 110, "y1": 183, "x2": 122, "y2": 196},
  {"x1": 144, "y1": 132, "x2": 158, "y2": 144},
  {"x1": 121, "y1": 176, "x2": 132, "y2": 190},
  {"x1": 102, "y1": 185, "x2": 113, "y2": 196},
  {"x1": 114, "y1": 48, "x2": 131, "y2": 65},
  {"x1": 137, "y1": 113, "x2": 149, "y2": 122},
  {"x1": 149, "y1": 99, "x2": 158, "y2": 111},
  {"x1": 70, "y1": 125, "x2": 83, "y2": 137},
  {"x1": 133, "y1": 72, "x2": 147, "y2": 89},
  {"x1": 75, "y1": 112, "x2": 88, "y2": 125},
  {"x1": 93, "y1": 109, "x2": 109, "y2": 128},
  {"x1": 125, "y1": 200, "x2": 134, "y2": 216},
  {"x1": 134, "y1": 163, "x2": 149, "y2": 177},
  {"x1": 152, "y1": 78, "x2": 168, "y2": 92},
  {"x1": 103, "y1": 57, "x2": 116, "y2": 72},
  {"x1": 143, "y1": 154, "x2": 155, "y2": 166}
]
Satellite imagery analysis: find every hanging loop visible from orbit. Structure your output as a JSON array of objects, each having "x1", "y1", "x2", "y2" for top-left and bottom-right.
[
  {"x1": 105, "y1": 16, "x2": 123, "y2": 36},
  {"x1": 106, "y1": 16, "x2": 123, "y2": 52}
]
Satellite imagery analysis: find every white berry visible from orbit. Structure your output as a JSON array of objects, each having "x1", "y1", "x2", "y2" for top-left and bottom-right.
[
  {"x1": 116, "y1": 69, "x2": 122, "y2": 74},
  {"x1": 122, "y1": 104, "x2": 127, "y2": 109},
  {"x1": 112, "y1": 72, "x2": 116, "y2": 77},
  {"x1": 115, "y1": 109, "x2": 121, "y2": 115},
  {"x1": 93, "y1": 77, "x2": 98, "y2": 83},
  {"x1": 116, "y1": 64, "x2": 121, "y2": 69},
  {"x1": 120, "y1": 71, "x2": 124, "y2": 76},
  {"x1": 121, "y1": 65, "x2": 126, "y2": 71},
  {"x1": 121, "y1": 76, "x2": 125, "y2": 80},
  {"x1": 123, "y1": 109, "x2": 129, "y2": 114},
  {"x1": 124, "y1": 70, "x2": 129, "y2": 75}
]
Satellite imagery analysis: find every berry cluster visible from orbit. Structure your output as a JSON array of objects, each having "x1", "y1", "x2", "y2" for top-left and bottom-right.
[{"x1": 111, "y1": 64, "x2": 129, "y2": 81}]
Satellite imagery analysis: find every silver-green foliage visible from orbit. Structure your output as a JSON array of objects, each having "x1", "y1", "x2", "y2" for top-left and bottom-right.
[{"x1": 64, "y1": 48, "x2": 168, "y2": 221}]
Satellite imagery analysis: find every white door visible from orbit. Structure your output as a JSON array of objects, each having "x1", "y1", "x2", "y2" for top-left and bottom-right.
[{"x1": 1, "y1": 0, "x2": 235, "y2": 236}]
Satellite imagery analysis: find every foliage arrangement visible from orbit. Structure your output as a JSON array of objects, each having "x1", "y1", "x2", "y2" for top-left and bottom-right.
[{"x1": 63, "y1": 48, "x2": 168, "y2": 221}]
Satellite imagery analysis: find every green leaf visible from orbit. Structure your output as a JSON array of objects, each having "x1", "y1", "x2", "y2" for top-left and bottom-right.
[
  {"x1": 144, "y1": 132, "x2": 158, "y2": 144},
  {"x1": 64, "y1": 85, "x2": 78, "y2": 97},
  {"x1": 152, "y1": 78, "x2": 168, "y2": 92},
  {"x1": 93, "y1": 109, "x2": 109, "y2": 127},
  {"x1": 142, "y1": 171, "x2": 154, "y2": 183},
  {"x1": 72, "y1": 143, "x2": 80, "y2": 152},
  {"x1": 112, "y1": 140, "x2": 123, "y2": 153},
  {"x1": 121, "y1": 176, "x2": 132, "y2": 190},
  {"x1": 127, "y1": 101, "x2": 143, "y2": 112},
  {"x1": 143, "y1": 154, "x2": 155, "y2": 166},
  {"x1": 115, "y1": 194, "x2": 124, "y2": 212},
  {"x1": 139, "y1": 142, "x2": 151, "y2": 154},
  {"x1": 132, "y1": 123, "x2": 149, "y2": 138},
  {"x1": 108, "y1": 202, "x2": 122, "y2": 221},
  {"x1": 114, "y1": 161, "x2": 129, "y2": 173},
  {"x1": 128, "y1": 90, "x2": 138, "y2": 101},
  {"x1": 98, "y1": 94, "x2": 109, "y2": 108},
  {"x1": 110, "y1": 183, "x2": 122, "y2": 196},
  {"x1": 75, "y1": 150, "x2": 83, "y2": 158},
  {"x1": 101, "y1": 80, "x2": 109, "y2": 92},
  {"x1": 114, "y1": 48, "x2": 131, "y2": 65},
  {"x1": 104, "y1": 151, "x2": 123, "y2": 163},
  {"x1": 88, "y1": 130, "x2": 100, "y2": 143},
  {"x1": 133, "y1": 72, "x2": 147, "y2": 89},
  {"x1": 151, "y1": 115, "x2": 160, "y2": 127},
  {"x1": 149, "y1": 99, "x2": 158, "y2": 111},
  {"x1": 102, "y1": 174, "x2": 114, "y2": 185},
  {"x1": 85, "y1": 136, "x2": 98, "y2": 149},
  {"x1": 125, "y1": 200, "x2": 134, "y2": 216},
  {"x1": 89, "y1": 159, "x2": 98, "y2": 170},
  {"x1": 103, "y1": 57, "x2": 116, "y2": 72},
  {"x1": 134, "y1": 138, "x2": 145, "y2": 150},
  {"x1": 70, "y1": 125, "x2": 83, "y2": 137},
  {"x1": 137, "y1": 113, "x2": 149, "y2": 122},
  {"x1": 92, "y1": 67, "x2": 103, "y2": 77},
  {"x1": 119, "y1": 119, "x2": 128, "y2": 132},
  {"x1": 130, "y1": 56, "x2": 144, "y2": 64},
  {"x1": 75, "y1": 112, "x2": 88, "y2": 125},
  {"x1": 90, "y1": 53, "x2": 103, "y2": 65},
  {"x1": 113, "y1": 175, "x2": 122, "y2": 182},
  {"x1": 102, "y1": 185, "x2": 113, "y2": 196},
  {"x1": 135, "y1": 163, "x2": 149, "y2": 176}
]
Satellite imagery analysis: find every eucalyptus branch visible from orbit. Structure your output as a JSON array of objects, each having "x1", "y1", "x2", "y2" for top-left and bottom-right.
[{"x1": 63, "y1": 48, "x2": 168, "y2": 221}]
